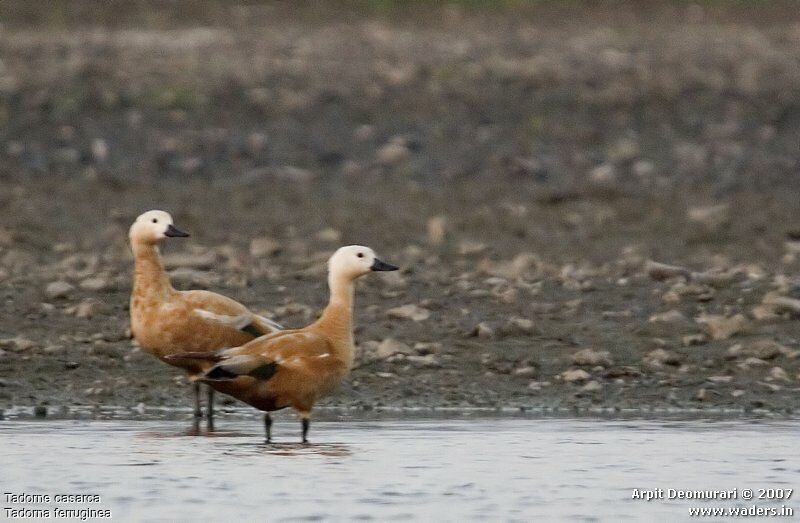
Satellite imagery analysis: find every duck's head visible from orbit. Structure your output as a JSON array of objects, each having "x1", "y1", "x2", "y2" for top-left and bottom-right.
[
  {"x1": 129, "y1": 210, "x2": 189, "y2": 245},
  {"x1": 328, "y1": 245, "x2": 398, "y2": 281}
]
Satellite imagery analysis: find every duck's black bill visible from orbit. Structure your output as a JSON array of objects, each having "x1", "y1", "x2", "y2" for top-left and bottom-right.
[
  {"x1": 371, "y1": 259, "x2": 398, "y2": 271},
  {"x1": 165, "y1": 224, "x2": 190, "y2": 238}
]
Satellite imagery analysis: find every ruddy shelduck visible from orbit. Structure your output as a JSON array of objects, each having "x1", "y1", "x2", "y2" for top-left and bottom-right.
[
  {"x1": 167, "y1": 245, "x2": 398, "y2": 442},
  {"x1": 129, "y1": 210, "x2": 282, "y2": 420}
]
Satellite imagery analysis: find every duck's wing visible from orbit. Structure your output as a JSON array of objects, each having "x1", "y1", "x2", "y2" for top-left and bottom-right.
[
  {"x1": 163, "y1": 329, "x2": 293, "y2": 367},
  {"x1": 201, "y1": 331, "x2": 335, "y2": 382},
  {"x1": 180, "y1": 289, "x2": 283, "y2": 335},
  {"x1": 248, "y1": 313, "x2": 284, "y2": 335}
]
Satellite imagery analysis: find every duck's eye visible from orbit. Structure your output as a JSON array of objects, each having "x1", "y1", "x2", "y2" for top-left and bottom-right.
[
  {"x1": 152, "y1": 218, "x2": 158, "y2": 223},
  {"x1": 357, "y1": 252, "x2": 364, "y2": 258}
]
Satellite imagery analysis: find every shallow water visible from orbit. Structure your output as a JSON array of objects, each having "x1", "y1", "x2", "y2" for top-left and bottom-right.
[{"x1": 1, "y1": 417, "x2": 798, "y2": 521}]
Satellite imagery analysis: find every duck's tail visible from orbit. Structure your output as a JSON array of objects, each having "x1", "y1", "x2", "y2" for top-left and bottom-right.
[
  {"x1": 204, "y1": 355, "x2": 278, "y2": 382},
  {"x1": 164, "y1": 350, "x2": 225, "y2": 366}
]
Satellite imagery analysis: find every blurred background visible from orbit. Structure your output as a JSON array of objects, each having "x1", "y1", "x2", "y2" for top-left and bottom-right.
[{"x1": 1, "y1": 1, "x2": 799, "y2": 414}]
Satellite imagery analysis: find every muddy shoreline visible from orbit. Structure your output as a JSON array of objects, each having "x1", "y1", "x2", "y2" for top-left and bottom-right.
[
  {"x1": 3, "y1": 404, "x2": 796, "y2": 423},
  {"x1": 1, "y1": 2, "x2": 800, "y2": 415}
]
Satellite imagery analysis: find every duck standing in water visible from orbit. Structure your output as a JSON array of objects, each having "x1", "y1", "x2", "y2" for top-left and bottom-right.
[
  {"x1": 167, "y1": 245, "x2": 398, "y2": 442},
  {"x1": 129, "y1": 210, "x2": 282, "y2": 422}
]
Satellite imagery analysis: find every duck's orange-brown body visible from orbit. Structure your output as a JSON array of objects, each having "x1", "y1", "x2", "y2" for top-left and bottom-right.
[
  {"x1": 127, "y1": 210, "x2": 281, "y2": 391},
  {"x1": 130, "y1": 241, "x2": 278, "y2": 376},
  {"x1": 168, "y1": 245, "x2": 398, "y2": 442},
  {"x1": 199, "y1": 300, "x2": 353, "y2": 414}
]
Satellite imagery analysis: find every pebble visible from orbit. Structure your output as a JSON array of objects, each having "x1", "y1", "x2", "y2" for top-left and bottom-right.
[
  {"x1": 769, "y1": 367, "x2": 790, "y2": 382},
  {"x1": 458, "y1": 241, "x2": 488, "y2": 256},
  {"x1": 661, "y1": 291, "x2": 680, "y2": 304},
  {"x1": 471, "y1": 322, "x2": 495, "y2": 339},
  {"x1": 761, "y1": 293, "x2": 800, "y2": 316},
  {"x1": 246, "y1": 131, "x2": 268, "y2": 152},
  {"x1": 527, "y1": 380, "x2": 550, "y2": 391},
  {"x1": 354, "y1": 124, "x2": 374, "y2": 141},
  {"x1": 560, "y1": 369, "x2": 591, "y2": 383},
  {"x1": 273, "y1": 303, "x2": 313, "y2": 320},
  {"x1": 603, "y1": 366, "x2": 643, "y2": 378},
  {"x1": 751, "y1": 304, "x2": 780, "y2": 321},
  {"x1": 79, "y1": 276, "x2": 115, "y2": 292},
  {"x1": 692, "y1": 270, "x2": 737, "y2": 288},
  {"x1": 484, "y1": 254, "x2": 539, "y2": 280},
  {"x1": 5, "y1": 141, "x2": 23, "y2": 158},
  {"x1": 376, "y1": 139, "x2": 410, "y2": 165},
  {"x1": 502, "y1": 317, "x2": 536, "y2": 335},
  {"x1": 696, "y1": 313, "x2": 748, "y2": 340},
  {"x1": 45, "y1": 281, "x2": 74, "y2": 299},
  {"x1": 426, "y1": 216, "x2": 447, "y2": 245},
  {"x1": 413, "y1": 342, "x2": 440, "y2": 355},
  {"x1": 571, "y1": 348, "x2": 612, "y2": 367},
  {"x1": 376, "y1": 338, "x2": 414, "y2": 358},
  {"x1": 695, "y1": 388, "x2": 708, "y2": 401},
  {"x1": 168, "y1": 268, "x2": 218, "y2": 288},
  {"x1": 580, "y1": 380, "x2": 603, "y2": 393},
  {"x1": 645, "y1": 348, "x2": 682, "y2": 366},
  {"x1": 1, "y1": 337, "x2": 37, "y2": 352},
  {"x1": 745, "y1": 340, "x2": 783, "y2": 360},
  {"x1": 727, "y1": 340, "x2": 782, "y2": 360},
  {"x1": 406, "y1": 354, "x2": 441, "y2": 368},
  {"x1": 741, "y1": 357, "x2": 768, "y2": 367},
  {"x1": 632, "y1": 159, "x2": 655, "y2": 177},
  {"x1": 682, "y1": 334, "x2": 707, "y2": 346},
  {"x1": 706, "y1": 375, "x2": 732, "y2": 383},
  {"x1": 513, "y1": 366, "x2": 537, "y2": 377},
  {"x1": 2, "y1": 249, "x2": 35, "y2": 273},
  {"x1": 276, "y1": 166, "x2": 314, "y2": 183},
  {"x1": 316, "y1": 228, "x2": 341, "y2": 243},
  {"x1": 645, "y1": 260, "x2": 691, "y2": 281},
  {"x1": 725, "y1": 343, "x2": 744, "y2": 359},
  {"x1": 589, "y1": 164, "x2": 616, "y2": 184},
  {"x1": 686, "y1": 204, "x2": 729, "y2": 231},
  {"x1": 387, "y1": 304, "x2": 431, "y2": 322},
  {"x1": 249, "y1": 237, "x2": 282, "y2": 257},
  {"x1": 162, "y1": 251, "x2": 216, "y2": 270},
  {"x1": 669, "y1": 281, "x2": 713, "y2": 297},
  {"x1": 648, "y1": 310, "x2": 686, "y2": 323},
  {"x1": 91, "y1": 138, "x2": 109, "y2": 162},
  {"x1": 75, "y1": 301, "x2": 96, "y2": 319},
  {"x1": 379, "y1": 271, "x2": 408, "y2": 289},
  {"x1": 602, "y1": 309, "x2": 633, "y2": 319}
]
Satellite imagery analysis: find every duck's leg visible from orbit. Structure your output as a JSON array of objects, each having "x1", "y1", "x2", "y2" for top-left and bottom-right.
[
  {"x1": 264, "y1": 413, "x2": 273, "y2": 443},
  {"x1": 193, "y1": 382, "x2": 202, "y2": 419},
  {"x1": 300, "y1": 411, "x2": 311, "y2": 443},
  {"x1": 206, "y1": 386, "x2": 215, "y2": 430},
  {"x1": 206, "y1": 386, "x2": 214, "y2": 419}
]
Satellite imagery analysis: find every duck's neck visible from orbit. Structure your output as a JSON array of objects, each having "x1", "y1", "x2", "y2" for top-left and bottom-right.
[
  {"x1": 315, "y1": 272, "x2": 355, "y2": 366},
  {"x1": 131, "y1": 240, "x2": 173, "y2": 300}
]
